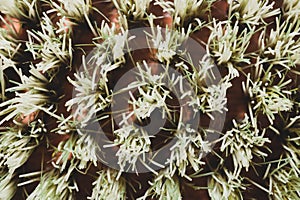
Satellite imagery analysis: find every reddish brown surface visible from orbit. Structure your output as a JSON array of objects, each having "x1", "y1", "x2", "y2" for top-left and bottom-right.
[{"x1": 1, "y1": 1, "x2": 288, "y2": 199}]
